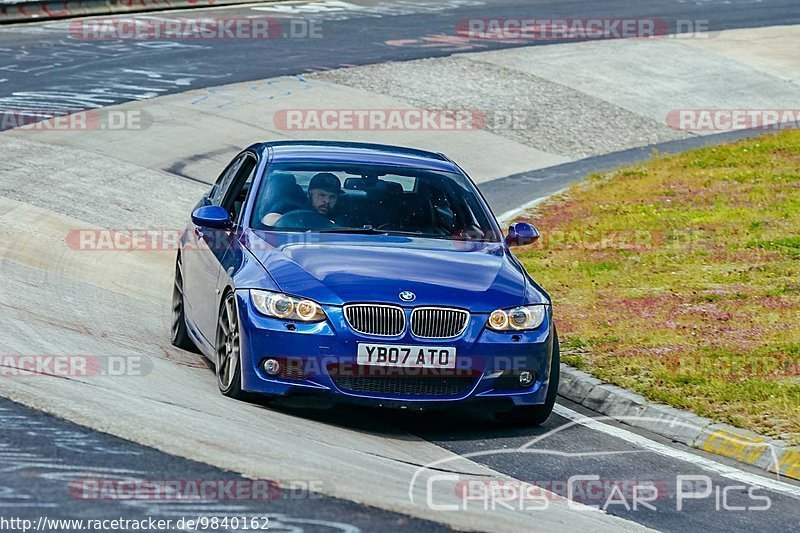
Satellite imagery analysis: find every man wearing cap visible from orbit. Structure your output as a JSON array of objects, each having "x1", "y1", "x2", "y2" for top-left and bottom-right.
[
  {"x1": 262, "y1": 172, "x2": 343, "y2": 226},
  {"x1": 306, "y1": 172, "x2": 343, "y2": 218}
]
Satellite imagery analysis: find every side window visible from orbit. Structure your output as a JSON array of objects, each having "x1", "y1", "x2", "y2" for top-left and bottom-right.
[
  {"x1": 222, "y1": 154, "x2": 258, "y2": 223},
  {"x1": 383, "y1": 175, "x2": 417, "y2": 192},
  {"x1": 209, "y1": 155, "x2": 244, "y2": 206}
]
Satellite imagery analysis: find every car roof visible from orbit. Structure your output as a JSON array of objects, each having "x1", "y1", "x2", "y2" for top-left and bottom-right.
[{"x1": 256, "y1": 140, "x2": 462, "y2": 173}]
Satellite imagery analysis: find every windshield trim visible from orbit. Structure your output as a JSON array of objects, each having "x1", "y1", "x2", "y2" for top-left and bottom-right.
[{"x1": 251, "y1": 226, "x2": 502, "y2": 243}]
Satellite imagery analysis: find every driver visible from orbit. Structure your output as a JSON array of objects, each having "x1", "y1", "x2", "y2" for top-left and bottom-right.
[
  {"x1": 306, "y1": 172, "x2": 342, "y2": 218},
  {"x1": 262, "y1": 172, "x2": 343, "y2": 226}
]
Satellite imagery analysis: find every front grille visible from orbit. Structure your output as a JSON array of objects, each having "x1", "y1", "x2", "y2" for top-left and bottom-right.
[
  {"x1": 344, "y1": 304, "x2": 405, "y2": 336},
  {"x1": 410, "y1": 307, "x2": 469, "y2": 338},
  {"x1": 331, "y1": 375, "x2": 475, "y2": 397}
]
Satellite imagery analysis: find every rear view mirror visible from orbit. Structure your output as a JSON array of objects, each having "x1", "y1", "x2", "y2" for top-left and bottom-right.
[{"x1": 505, "y1": 222, "x2": 540, "y2": 247}]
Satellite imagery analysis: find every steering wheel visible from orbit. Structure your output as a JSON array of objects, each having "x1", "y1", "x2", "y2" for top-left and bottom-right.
[{"x1": 272, "y1": 209, "x2": 335, "y2": 230}]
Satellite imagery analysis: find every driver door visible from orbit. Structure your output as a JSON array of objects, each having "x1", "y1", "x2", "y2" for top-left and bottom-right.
[{"x1": 183, "y1": 154, "x2": 248, "y2": 343}]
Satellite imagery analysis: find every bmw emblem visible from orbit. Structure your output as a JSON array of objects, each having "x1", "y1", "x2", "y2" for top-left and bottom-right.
[{"x1": 399, "y1": 291, "x2": 416, "y2": 302}]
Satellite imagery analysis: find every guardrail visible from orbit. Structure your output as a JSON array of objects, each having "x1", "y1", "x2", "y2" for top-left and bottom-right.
[{"x1": 0, "y1": 0, "x2": 279, "y2": 24}]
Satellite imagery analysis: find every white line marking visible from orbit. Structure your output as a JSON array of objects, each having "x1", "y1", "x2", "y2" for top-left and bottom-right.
[
  {"x1": 553, "y1": 404, "x2": 800, "y2": 499},
  {"x1": 497, "y1": 188, "x2": 566, "y2": 224}
]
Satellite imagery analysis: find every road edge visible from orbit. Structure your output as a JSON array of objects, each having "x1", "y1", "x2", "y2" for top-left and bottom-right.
[{"x1": 557, "y1": 365, "x2": 800, "y2": 482}]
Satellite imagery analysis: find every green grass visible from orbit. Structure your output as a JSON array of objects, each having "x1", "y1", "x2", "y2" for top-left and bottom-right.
[{"x1": 514, "y1": 130, "x2": 800, "y2": 444}]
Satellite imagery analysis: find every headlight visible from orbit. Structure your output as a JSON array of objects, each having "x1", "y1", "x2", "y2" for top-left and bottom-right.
[
  {"x1": 250, "y1": 290, "x2": 326, "y2": 322},
  {"x1": 486, "y1": 305, "x2": 547, "y2": 331}
]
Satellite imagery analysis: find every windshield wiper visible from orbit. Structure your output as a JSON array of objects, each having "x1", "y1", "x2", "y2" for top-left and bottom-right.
[
  {"x1": 383, "y1": 230, "x2": 428, "y2": 237},
  {"x1": 317, "y1": 227, "x2": 432, "y2": 237},
  {"x1": 316, "y1": 227, "x2": 387, "y2": 234}
]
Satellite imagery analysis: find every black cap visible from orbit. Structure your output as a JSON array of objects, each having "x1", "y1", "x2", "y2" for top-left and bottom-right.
[{"x1": 308, "y1": 173, "x2": 343, "y2": 195}]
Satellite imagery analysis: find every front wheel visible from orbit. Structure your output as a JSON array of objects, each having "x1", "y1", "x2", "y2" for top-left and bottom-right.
[
  {"x1": 495, "y1": 327, "x2": 560, "y2": 426},
  {"x1": 216, "y1": 292, "x2": 247, "y2": 400}
]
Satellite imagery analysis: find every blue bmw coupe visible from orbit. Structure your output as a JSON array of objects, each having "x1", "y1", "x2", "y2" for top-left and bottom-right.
[{"x1": 172, "y1": 141, "x2": 559, "y2": 425}]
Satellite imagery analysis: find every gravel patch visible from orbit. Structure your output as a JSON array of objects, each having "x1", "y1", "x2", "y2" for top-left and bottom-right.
[{"x1": 312, "y1": 55, "x2": 688, "y2": 159}]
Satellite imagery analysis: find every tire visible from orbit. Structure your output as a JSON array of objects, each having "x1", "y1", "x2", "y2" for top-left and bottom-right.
[
  {"x1": 495, "y1": 326, "x2": 560, "y2": 426},
  {"x1": 170, "y1": 255, "x2": 199, "y2": 353},
  {"x1": 215, "y1": 291, "x2": 247, "y2": 400}
]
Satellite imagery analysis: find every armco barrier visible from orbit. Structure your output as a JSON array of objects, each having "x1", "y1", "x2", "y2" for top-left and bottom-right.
[{"x1": 0, "y1": 0, "x2": 280, "y2": 23}]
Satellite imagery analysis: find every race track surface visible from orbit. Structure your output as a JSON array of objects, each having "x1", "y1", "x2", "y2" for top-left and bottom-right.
[{"x1": 1, "y1": 1, "x2": 799, "y2": 531}]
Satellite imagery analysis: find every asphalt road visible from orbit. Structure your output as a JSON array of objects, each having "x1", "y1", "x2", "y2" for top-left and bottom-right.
[
  {"x1": 0, "y1": 396, "x2": 452, "y2": 532},
  {"x1": 406, "y1": 401, "x2": 800, "y2": 532},
  {"x1": 246, "y1": 398, "x2": 800, "y2": 532},
  {"x1": 4, "y1": 389, "x2": 799, "y2": 532},
  {"x1": 2, "y1": 0, "x2": 800, "y2": 532},
  {"x1": 1, "y1": 0, "x2": 800, "y2": 117}
]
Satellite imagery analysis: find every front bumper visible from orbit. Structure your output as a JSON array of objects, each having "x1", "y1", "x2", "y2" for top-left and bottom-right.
[{"x1": 235, "y1": 291, "x2": 555, "y2": 408}]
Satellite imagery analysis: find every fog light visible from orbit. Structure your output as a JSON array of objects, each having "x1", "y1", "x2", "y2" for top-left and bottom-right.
[
  {"x1": 519, "y1": 371, "x2": 535, "y2": 387},
  {"x1": 263, "y1": 358, "x2": 281, "y2": 376}
]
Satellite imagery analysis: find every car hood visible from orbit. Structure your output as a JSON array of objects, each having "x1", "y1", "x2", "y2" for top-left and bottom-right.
[{"x1": 245, "y1": 231, "x2": 544, "y2": 312}]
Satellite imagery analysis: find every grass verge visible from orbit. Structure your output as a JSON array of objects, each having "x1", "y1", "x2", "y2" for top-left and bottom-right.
[{"x1": 514, "y1": 130, "x2": 800, "y2": 444}]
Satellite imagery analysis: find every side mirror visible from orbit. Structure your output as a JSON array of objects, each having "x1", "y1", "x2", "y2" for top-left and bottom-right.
[
  {"x1": 505, "y1": 222, "x2": 540, "y2": 247},
  {"x1": 192, "y1": 205, "x2": 232, "y2": 229}
]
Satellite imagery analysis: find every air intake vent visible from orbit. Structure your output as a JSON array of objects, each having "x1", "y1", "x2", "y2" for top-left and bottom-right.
[{"x1": 331, "y1": 375, "x2": 475, "y2": 397}]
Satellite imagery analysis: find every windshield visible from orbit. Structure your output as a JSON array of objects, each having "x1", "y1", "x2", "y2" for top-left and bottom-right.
[{"x1": 250, "y1": 163, "x2": 501, "y2": 241}]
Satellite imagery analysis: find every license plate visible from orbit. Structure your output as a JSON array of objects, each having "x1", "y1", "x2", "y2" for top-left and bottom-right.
[{"x1": 357, "y1": 343, "x2": 456, "y2": 369}]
